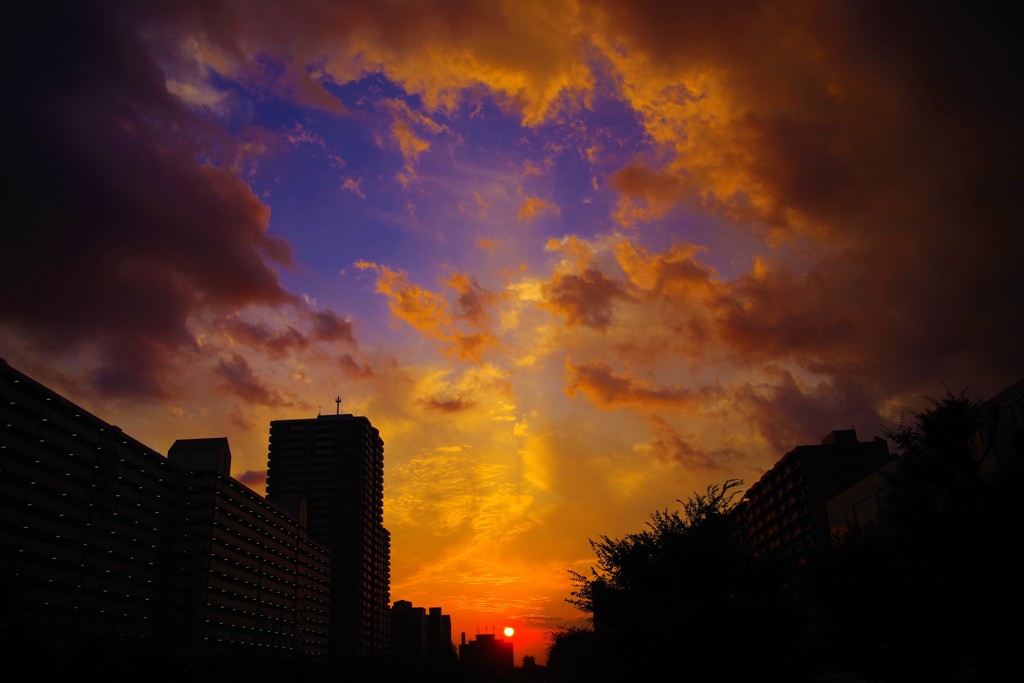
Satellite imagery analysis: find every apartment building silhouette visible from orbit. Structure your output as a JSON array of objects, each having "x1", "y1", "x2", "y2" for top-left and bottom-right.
[
  {"x1": 390, "y1": 600, "x2": 455, "y2": 668},
  {"x1": 459, "y1": 631, "x2": 515, "y2": 677},
  {"x1": 733, "y1": 429, "x2": 893, "y2": 568},
  {"x1": 266, "y1": 411, "x2": 391, "y2": 658},
  {"x1": 167, "y1": 437, "x2": 331, "y2": 654},
  {"x1": 0, "y1": 358, "x2": 331, "y2": 663}
]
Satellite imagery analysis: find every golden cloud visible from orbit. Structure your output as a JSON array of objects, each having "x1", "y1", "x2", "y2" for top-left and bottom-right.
[{"x1": 375, "y1": 266, "x2": 453, "y2": 334}]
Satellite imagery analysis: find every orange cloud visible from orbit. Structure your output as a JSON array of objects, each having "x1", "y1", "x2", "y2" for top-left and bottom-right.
[
  {"x1": 517, "y1": 195, "x2": 560, "y2": 222},
  {"x1": 446, "y1": 333, "x2": 500, "y2": 361},
  {"x1": 375, "y1": 266, "x2": 453, "y2": 334},
  {"x1": 341, "y1": 176, "x2": 366, "y2": 198},
  {"x1": 384, "y1": 99, "x2": 448, "y2": 185},
  {"x1": 711, "y1": 261, "x2": 856, "y2": 361},
  {"x1": 614, "y1": 240, "x2": 716, "y2": 297},
  {"x1": 236, "y1": 469, "x2": 268, "y2": 489},
  {"x1": 609, "y1": 164, "x2": 694, "y2": 227},
  {"x1": 372, "y1": 267, "x2": 505, "y2": 362},
  {"x1": 565, "y1": 359, "x2": 715, "y2": 410},
  {"x1": 474, "y1": 236, "x2": 502, "y2": 250},
  {"x1": 541, "y1": 268, "x2": 627, "y2": 330},
  {"x1": 162, "y1": 0, "x2": 595, "y2": 127},
  {"x1": 732, "y1": 369, "x2": 885, "y2": 454}
]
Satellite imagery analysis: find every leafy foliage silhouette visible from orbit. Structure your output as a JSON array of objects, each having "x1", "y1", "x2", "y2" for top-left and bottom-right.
[
  {"x1": 557, "y1": 479, "x2": 803, "y2": 681},
  {"x1": 815, "y1": 387, "x2": 1024, "y2": 681},
  {"x1": 552, "y1": 385, "x2": 1023, "y2": 682}
]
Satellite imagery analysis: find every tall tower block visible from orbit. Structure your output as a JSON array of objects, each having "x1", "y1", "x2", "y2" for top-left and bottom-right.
[{"x1": 266, "y1": 412, "x2": 391, "y2": 658}]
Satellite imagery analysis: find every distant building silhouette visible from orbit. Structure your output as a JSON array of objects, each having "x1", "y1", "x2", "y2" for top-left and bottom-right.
[
  {"x1": 459, "y1": 631, "x2": 514, "y2": 677},
  {"x1": 391, "y1": 600, "x2": 455, "y2": 669},
  {"x1": 516, "y1": 655, "x2": 547, "y2": 682},
  {"x1": 426, "y1": 605, "x2": 454, "y2": 665},
  {"x1": 0, "y1": 358, "x2": 331, "y2": 662},
  {"x1": 266, "y1": 412, "x2": 391, "y2": 658},
  {"x1": 734, "y1": 429, "x2": 893, "y2": 567},
  {"x1": 391, "y1": 600, "x2": 428, "y2": 664}
]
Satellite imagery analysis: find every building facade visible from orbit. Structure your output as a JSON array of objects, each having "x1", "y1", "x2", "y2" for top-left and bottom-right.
[
  {"x1": 0, "y1": 359, "x2": 330, "y2": 664},
  {"x1": 266, "y1": 413, "x2": 391, "y2": 658},
  {"x1": 733, "y1": 429, "x2": 893, "y2": 567},
  {"x1": 168, "y1": 438, "x2": 330, "y2": 656},
  {"x1": 1, "y1": 359, "x2": 182, "y2": 650}
]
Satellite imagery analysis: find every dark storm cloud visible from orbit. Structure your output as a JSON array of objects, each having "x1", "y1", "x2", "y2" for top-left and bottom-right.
[
  {"x1": 593, "y1": 0, "x2": 1024, "y2": 404},
  {"x1": 215, "y1": 354, "x2": 289, "y2": 407},
  {"x1": 220, "y1": 310, "x2": 356, "y2": 359},
  {"x1": 735, "y1": 370, "x2": 887, "y2": 455},
  {"x1": 0, "y1": 2, "x2": 352, "y2": 399},
  {"x1": 447, "y1": 273, "x2": 503, "y2": 328},
  {"x1": 542, "y1": 268, "x2": 628, "y2": 330},
  {"x1": 420, "y1": 393, "x2": 477, "y2": 413},
  {"x1": 338, "y1": 353, "x2": 374, "y2": 378},
  {"x1": 647, "y1": 415, "x2": 725, "y2": 472},
  {"x1": 565, "y1": 360, "x2": 719, "y2": 410},
  {"x1": 309, "y1": 309, "x2": 356, "y2": 344}
]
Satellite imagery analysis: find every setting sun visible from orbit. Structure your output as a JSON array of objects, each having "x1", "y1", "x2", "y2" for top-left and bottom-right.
[{"x1": 503, "y1": 627, "x2": 515, "y2": 638}]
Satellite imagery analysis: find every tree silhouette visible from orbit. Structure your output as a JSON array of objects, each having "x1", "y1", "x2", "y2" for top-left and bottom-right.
[
  {"x1": 544, "y1": 626, "x2": 602, "y2": 683},
  {"x1": 552, "y1": 386, "x2": 1023, "y2": 681},
  {"x1": 814, "y1": 387, "x2": 1024, "y2": 681},
  {"x1": 560, "y1": 479, "x2": 805, "y2": 681}
]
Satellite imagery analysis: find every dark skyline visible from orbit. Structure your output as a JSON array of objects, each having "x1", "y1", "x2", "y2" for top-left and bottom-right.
[
  {"x1": 4, "y1": 0, "x2": 1022, "y2": 665},
  {"x1": 3, "y1": 357, "x2": 1021, "y2": 681}
]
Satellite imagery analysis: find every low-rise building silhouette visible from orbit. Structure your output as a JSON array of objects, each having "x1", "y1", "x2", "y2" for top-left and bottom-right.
[{"x1": 459, "y1": 631, "x2": 514, "y2": 676}]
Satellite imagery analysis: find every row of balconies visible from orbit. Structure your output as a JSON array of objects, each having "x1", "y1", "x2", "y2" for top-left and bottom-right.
[
  {"x1": 211, "y1": 509, "x2": 303, "y2": 564},
  {"x1": 2, "y1": 402, "x2": 173, "y2": 491}
]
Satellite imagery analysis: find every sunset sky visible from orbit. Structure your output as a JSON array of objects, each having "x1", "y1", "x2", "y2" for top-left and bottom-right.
[{"x1": 5, "y1": 0, "x2": 1022, "y2": 665}]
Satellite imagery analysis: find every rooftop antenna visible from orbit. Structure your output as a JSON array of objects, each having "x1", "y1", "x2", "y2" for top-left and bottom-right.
[{"x1": 335, "y1": 396, "x2": 342, "y2": 415}]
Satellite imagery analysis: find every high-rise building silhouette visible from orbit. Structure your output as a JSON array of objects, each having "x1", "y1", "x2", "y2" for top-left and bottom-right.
[{"x1": 265, "y1": 411, "x2": 391, "y2": 659}]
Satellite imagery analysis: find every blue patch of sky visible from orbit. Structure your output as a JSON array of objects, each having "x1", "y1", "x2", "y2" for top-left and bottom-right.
[{"x1": 247, "y1": 74, "x2": 429, "y2": 271}]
